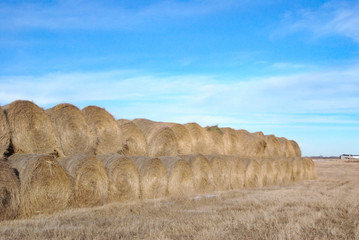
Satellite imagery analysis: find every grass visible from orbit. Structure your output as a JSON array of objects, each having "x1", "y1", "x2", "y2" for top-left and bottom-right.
[{"x1": 0, "y1": 160, "x2": 358, "y2": 239}]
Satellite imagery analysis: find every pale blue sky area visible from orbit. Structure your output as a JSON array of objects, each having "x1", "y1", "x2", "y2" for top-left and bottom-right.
[{"x1": 0, "y1": 0, "x2": 358, "y2": 156}]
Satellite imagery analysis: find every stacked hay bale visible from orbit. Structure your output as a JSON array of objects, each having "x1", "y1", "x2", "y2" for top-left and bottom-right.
[
  {"x1": 205, "y1": 126, "x2": 225, "y2": 155},
  {"x1": 133, "y1": 119, "x2": 179, "y2": 157},
  {"x1": 82, "y1": 106, "x2": 124, "y2": 155},
  {"x1": 223, "y1": 155, "x2": 246, "y2": 189},
  {"x1": 248, "y1": 132, "x2": 267, "y2": 158},
  {"x1": 185, "y1": 123, "x2": 210, "y2": 155},
  {"x1": 130, "y1": 156, "x2": 168, "y2": 199},
  {"x1": 0, "y1": 160, "x2": 20, "y2": 221},
  {"x1": 163, "y1": 122, "x2": 192, "y2": 155},
  {"x1": 303, "y1": 157, "x2": 317, "y2": 180},
  {"x1": 117, "y1": 119, "x2": 148, "y2": 156},
  {"x1": 180, "y1": 154, "x2": 215, "y2": 194},
  {"x1": 0, "y1": 107, "x2": 10, "y2": 158},
  {"x1": 263, "y1": 135, "x2": 281, "y2": 158},
  {"x1": 291, "y1": 157, "x2": 304, "y2": 181},
  {"x1": 205, "y1": 155, "x2": 231, "y2": 191},
  {"x1": 290, "y1": 140, "x2": 302, "y2": 157},
  {"x1": 221, "y1": 127, "x2": 242, "y2": 156},
  {"x1": 46, "y1": 103, "x2": 97, "y2": 156},
  {"x1": 3, "y1": 100, "x2": 62, "y2": 156},
  {"x1": 98, "y1": 154, "x2": 140, "y2": 202},
  {"x1": 243, "y1": 158, "x2": 263, "y2": 188},
  {"x1": 159, "y1": 156, "x2": 194, "y2": 197},
  {"x1": 278, "y1": 137, "x2": 297, "y2": 158},
  {"x1": 58, "y1": 154, "x2": 109, "y2": 207},
  {"x1": 8, "y1": 154, "x2": 72, "y2": 217},
  {"x1": 258, "y1": 159, "x2": 275, "y2": 186}
]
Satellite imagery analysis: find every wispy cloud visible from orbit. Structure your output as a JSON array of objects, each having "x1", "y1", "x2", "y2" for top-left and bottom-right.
[
  {"x1": 276, "y1": 0, "x2": 359, "y2": 42},
  {"x1": 0, "y1": 0, "x2": 243, "y2": 31}
]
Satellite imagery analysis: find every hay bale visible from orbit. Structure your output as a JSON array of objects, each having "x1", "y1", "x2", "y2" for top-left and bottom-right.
[
  {"x1": 221, "y1": 127, "x2": 241, "y2": 156},
  {"x1": 98, "y1": 154, "x2": 140, "y2": 202},
  {"x1": 258, "y1": 159, "x2": 275, "y2": 186},
  {"x1": 0, "y1": 107, "x2": 10, "y2": 158},
  {"x1": 205, "y1": 155, "x2": 231, "y2": 191},
  {"x1": 3, "y1": 100, "x2": 62, "y2": 156},
  {"x1": 82, "y1": 106, "x2": 124, "y2": 155},
  {"x1": 159, "y1": 156, "x2": 194, "y2": 197},
  {"x1": 180, "y1": 154, "x2": 215, "y2": 194},
  {"x1": 290, "y1": 140, "x2": 302, "y2": 157},
  {"x1": 278, "y1": 137, "x2": 296, "y2": 158},
  {"x1": 205, "y1": 126, "x2": 225, "y2": 155},
  {"x1": 271, "y1": 158, "x2": 285, "y2": 185},
  {"x1": 46, "y1": 103, "x2": 97, "y2": 156},
  {"x1": 129, "y1": 156, "x2": 168, "y2": 199},
  {"x1": 245, "y1": 132, "x2": 267, "y2": 158},
  {"x1": 263, "y1": 135, "x2": 281, "y2": 158},
  {"x1": 184, "y1": 123, "x2": 210, "y2": 155},
  {"x1": 8, "y1": 154, "x2": 72, "y2": 217},
  {"x1": 291, "y1": 157, "x2": 304, "y2": 181},
  {"x1": 303, "y1": 157, "x2": 317, "y2": 180},
  {"x1": 242, "y1": 158, "x2": 263, "y2": 188},
  {"x1": 163, "y1": 122, "x2": 192, "y2": 155},
  {"x1": 0, "y1": 160, "x2": 20, "y2": 221},
  {"x1": 58, "y1": 154, "x2": 109, "y2": 207},
  {"x1": 133, "y1": 119, "x2": 179, "y2": 157},
  {"x1": 117, "y1": 119, "x2": 148, "y2": 156},
  {"x1": 222, "y1": 155, "x2": 245, "y2": 189}
]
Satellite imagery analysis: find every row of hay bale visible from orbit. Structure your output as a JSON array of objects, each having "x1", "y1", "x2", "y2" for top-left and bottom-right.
[
  {"x1": 0, "y1": 153, "x2": 316, "y2": 221},
  {"x1": 0, "y1": 100, "x2": 300, "y2": 159}
]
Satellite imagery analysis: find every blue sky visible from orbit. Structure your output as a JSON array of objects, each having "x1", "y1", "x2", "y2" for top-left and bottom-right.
[{"x1": 0, "y1": 0, "x2": 358, "y2": 156}]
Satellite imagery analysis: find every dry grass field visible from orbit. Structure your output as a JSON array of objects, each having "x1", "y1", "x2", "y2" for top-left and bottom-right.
[{"x1": 0, "y1": 159, "x2": 358, "y2": 240}]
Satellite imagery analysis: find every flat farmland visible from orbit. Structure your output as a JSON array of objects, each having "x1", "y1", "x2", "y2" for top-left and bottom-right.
[{"x1": 0, "y1": 159, "x2": 358, "y2": 240}]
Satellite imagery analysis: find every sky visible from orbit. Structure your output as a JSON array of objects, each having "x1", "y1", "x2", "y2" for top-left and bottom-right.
[{"x1": 0, "y1": 0, "x2": 358, "y2": 156}]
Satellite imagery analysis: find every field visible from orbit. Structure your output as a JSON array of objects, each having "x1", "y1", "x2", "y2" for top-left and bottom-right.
[{"x1": 0, "y1": 159, "x2": 358, "y2": 240}]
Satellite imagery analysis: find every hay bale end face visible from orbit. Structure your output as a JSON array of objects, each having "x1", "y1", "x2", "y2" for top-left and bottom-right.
[
  {"x1": 117, "y1": 119, "x2": 148, "y2": 156},
  {"x1": 58, "y1": 154, "x2": 109, "y2": 208},
  {"x1": 164, "y1": 123, "x2": 192, "y2": 155},
  {"x1": 46, "y1": 103, "x2": 97, "y2": 156},
  {"x1": 130, "y1": 156, "x2": 168, "y2": 199},
  {"x1": 159, "y1": 156, "x2": 194, "y2": 197},
  {"x1": 291, "y1": 157, "x2": 304, "y2": 181},
  {"x1": 243, "y1": 158, "x2": 263, "y2": 188},
  {"x1": 205, "y1": 155, "x2": 231, "y2": 191},
  {"x1": 0, "y1": 107, "x2": 10, "y2": 158},
  {"x1": 180, "y1": 154, "x2": 215, "y2": 194},
  {"x1": 98, "y1": 154, "x2": 140, "y2": 202},
  {"x1": 223, "y1": 155, "x2": 245, "y2": 189},
  {"x1": 3, "y1": 100, "x2": 62, "y2": 156},
  {"x1": 8, "y1": 154, "x2": 72, "y2": 217},
  {"x1": 205, "y1": 126, "x2": 225, "y2": 155},
  {"x1": 0, "y1": 160, "x2": 20, "y2": 221},
  {"x1": 82, "y1": 106, "x2": 124, "y2": 155},
  {"x1": 184, "y1": 123, "x2": 209, "y2": 155},
  {"x1": 258, "y1": 159, "x2": 275, "y2": 186}
]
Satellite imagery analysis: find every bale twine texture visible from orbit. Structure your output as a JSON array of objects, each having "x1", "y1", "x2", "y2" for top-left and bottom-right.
[
  {"x1": 159, "y1": 156, "x2": 194, "y2": 197},
  {"x1": 0, "y1": 107, "x2": 10, "y2": 158},
  {"x1": 58, "y1": 154, "x2": 109, "y2": 207},
  {"x1": 46, "y1": 103, "x2": 97, "y2": 156},
  {"x1": 117, "y1": 119, "x2": 148, "y2": 156},
  {"x1": 180, "y1": 154, "x2": 215, "y2": 194},
  {"x1": 82, "y1": 106, "x2": 124, "y2": 155},
  {"x1": 8, "y1": 154, "x2": 72, "y2": 217},
  {"x1": 3, "y1": 100, "x2": 62, "y2": 156},
  {"x1": 133, "y1": 119, "x2": 179, "y2": 157},
  {"x1": 0, "y1": 160, "x2": 20, "y2": 221},
  {"x1": 98, "y1": 154, "x2": 140, "y2": 202},
  {"x1": 130, "y1": 156, "x2": 168, "y2": 199},
  {"x1": 205, "y1": 155, "x2": 231, "y2": 191}
]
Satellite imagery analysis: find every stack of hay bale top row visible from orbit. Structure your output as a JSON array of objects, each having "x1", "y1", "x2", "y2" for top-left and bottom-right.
[{"x1": 0, "y1": 100, "x2": 316, "y2": 221}]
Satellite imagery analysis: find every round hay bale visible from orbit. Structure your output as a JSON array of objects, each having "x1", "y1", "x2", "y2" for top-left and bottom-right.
[
  {"x1": 0, "y1": 160, "x2": 20, "y2": 221},
  {"x1": 258, "y1": 159, "x2": 275, "y2": 186},
  {"x1": 303, "y1": 157, "x2": 317, "y2": 180},
  {"x1": 163, "y1": 122, "x2": 192, "y2": 155},
  {"x1": 8, "y1": 154, "x2": 72, "y2": 217},
  {"x1": 290, "y1": 140, "x2": 302, "y2": 157},
  {"x1": 221, "y1": 127, "x2": 241, "y2": 156},
  {"x1": 245, "y1": 132, "x2": 267, "y2": 158},
  {"x1": 223, "y1": 155, "x2": 245, "y2": 189},
  {"x1": 129, "y1": 156, "x2": 168, "y2": 199},
  {"x1": 3, "y1": 100, "x2": 62, "y2": 156},
  {"x1": 291, "y1": 157, "x2": 304, "y2": 181},
  {"x1": 58, "y1": 154, "x2": 109, "y2": 207},
  {"x1": 243, "y1": 158, "x2": 263, "y2": 188},
  {"x1": 184, "y1": 123, "x2": 210, "y2": 155},
  {"x1": 263, "y1": 135, "x2": 281, "y2": 158},
  {"x1": 205, "y1": 126, "x2": 225, "y2": 155},
  {"x1": 180, "y1": 154, "x2": 215, "y2": 194},
  {"x1": 82, "y1": 106, "x2": 124, "y2": 155},
  {"x1": 133, "y1": 119, "x2": 179, "y2": 157},
  {"x1": 271, "y1": 158, "x2": 286, "y2": 185},
  {"x1": 0, "y1": 107, "x2": 10, "y2": 158},
  {"x1": 46, "y1": 103, "x2": 97, "y2": 156},
  {"x1": 278, "y1": 137, "x2": 296, "y2": 158},
  {"x1": 98, "y1": 154, "x2": 140, "y2": 202},
  {"x1": 117, "y1": 119, "x2": 148, "y2": 156},
  {"x1": 205, "y1": 155, "x2": 231, "y2": 191},
  {"x1": 159, "y1": 156, "x2": 194, "y2": 197}
]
